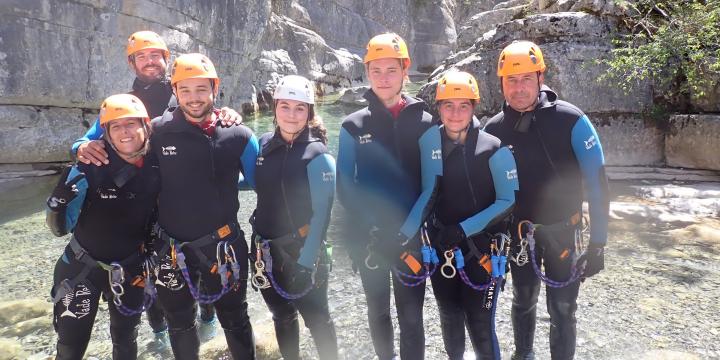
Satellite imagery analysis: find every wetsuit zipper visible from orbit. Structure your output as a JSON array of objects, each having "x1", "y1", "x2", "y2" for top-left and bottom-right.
[
  {"x1": 461, "y1": 145, "x2": 478, "y2": 208},
  {"x1": 280, "y1": 143, "x2": 300, "y2": 238}
]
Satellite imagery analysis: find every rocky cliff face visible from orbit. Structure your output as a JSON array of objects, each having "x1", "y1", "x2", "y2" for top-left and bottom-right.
[
  {"x1": 0, "y1": 0, "x2": 506, "y2": 164},
  {"x1": 418, "y1": 0, "x2": 675, "y2": 167}
]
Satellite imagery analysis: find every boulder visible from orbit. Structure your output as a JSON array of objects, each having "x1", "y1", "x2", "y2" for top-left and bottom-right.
[
  {"x1": 0, "y1": 299, "x2": 52, "y2": 327},
  {"x1": 592, "y1": 114, "x2": 664, "y2": 166},
  {"x1": 336, "y1": 86, "x2": 370, "y2": 106},
  {"x1": 666, "y1": 115, "x2": 720, "y2": 171},
  {"x1": 457, "y1": 6, "x2": 528, "y2": 49},
  {"x1": 421, "y1": 13, "x2": 653, "y2": 116},
  {"x1": 0, "y1": 106, "x2": 88, "y2": 164}
]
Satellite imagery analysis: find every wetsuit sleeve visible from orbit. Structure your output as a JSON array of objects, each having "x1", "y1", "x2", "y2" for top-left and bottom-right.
[
  {"x1": 238, "y1": 133, "x2": 260, "y2": 190},
  {"x1": 70, "y1": 118, "x2": 104, "y2": 155},
  {"x1": 571, "y1": 115, "x2": 609, "y2": 246},
  {"x1": 45, "y1": 166, "x2": 88, "y2": 236},
  {"x1": 399, "y1": 125, "x2": 443, "y2": 239},
  {"x1": 459, "y1": 146, "x2": 519, "y2": 236},
  {"x1": 337, "y1": 127, "x2": 365, "y2": 220},
  {"x1": 297, "y1": 154, "x2": 336, "y2": 269}
]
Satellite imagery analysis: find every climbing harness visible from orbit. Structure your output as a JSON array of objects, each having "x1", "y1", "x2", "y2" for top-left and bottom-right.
[
  {"x1": 156, "y1": 223, "x2": 244, "y2": 304},
  {"x1": 254, "y1": 239, "x2": 317, "y2": 300},
  {"x1": 52, "y1": 236, "x2": 156, "y2": 316},
  {"x1": 515, "y1": 218, "x2": 588, "y2": 288},
  {"x1": 392, "y1": 226, "x2": 440, "y2": 287},
  {"x1": 109, "y1": 258, "x2": 157, "y2": 316},
  {"x1": 439, "y1": 232, "x2": 511, "y2": 292}
]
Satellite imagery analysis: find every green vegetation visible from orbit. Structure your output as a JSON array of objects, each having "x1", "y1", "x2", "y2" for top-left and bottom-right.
[{"x1": 601, "y1": 0, "x2": 720, "y2": 110}]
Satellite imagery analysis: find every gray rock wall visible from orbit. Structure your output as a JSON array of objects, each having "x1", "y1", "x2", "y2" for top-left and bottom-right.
[
  {"x1": 0, "y1": 0, "x2": 468, "y2": 164},
  {"x1": 666, "y1": 115, "x2": 720, "y2": 171}
]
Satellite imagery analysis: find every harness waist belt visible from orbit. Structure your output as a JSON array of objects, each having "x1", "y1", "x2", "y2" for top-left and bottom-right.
[{"x1": 52, "y1": 237, "x2": 142, "y2": 304}]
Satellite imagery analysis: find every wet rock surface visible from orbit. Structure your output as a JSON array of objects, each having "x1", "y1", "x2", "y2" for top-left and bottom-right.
[{"x1": 1, "y1": 181, "x2": 719, "y2": 359}]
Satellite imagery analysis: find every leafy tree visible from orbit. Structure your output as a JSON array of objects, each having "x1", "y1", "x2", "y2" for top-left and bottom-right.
[{"x1": 601, "y1": 0, "x2": 720, "y2": 111}]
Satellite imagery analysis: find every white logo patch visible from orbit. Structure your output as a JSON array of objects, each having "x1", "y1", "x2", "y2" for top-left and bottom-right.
[
  {"x1": 358, "y1": 134, "x2": 373, "y2": 144},
  {"x1": 431, "y1": 149, "x2": 441, "y2": 160},
  {"x1": 584, "y1": 135, "x2": 596, "y2": 150},
  {"x1": 98, "y1": 187, "x2": 118, "y2": 199},
  {"x1": 322, "y1": 171, "x2": 334, "y2": 182},
  {"x1": 162, "y1": 146, "x2": 177, "y2": 156},
  {"x1": 60, "y1": 284, "x2": 93, "y2": 319},
  {"x1": 256, "y1": 156, "x2": 264, "y2": 166},
  {"x1": 506, "y1": 169, "x2": 518, "y2": 180}
]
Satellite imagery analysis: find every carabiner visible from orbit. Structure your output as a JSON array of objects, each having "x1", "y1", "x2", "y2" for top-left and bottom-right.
[
  {"x1": 225, "y1": 242, "x2": 237, "y2": 263},
  {"x1": 440, "y1": 249, "x2": 456, "y2": 279},
  {"x1": 365, "y1": 244, "x2": 379, "y2": 270},
  {"x1": 216, "y1": 241, "x2": 225, "y2": 266}
]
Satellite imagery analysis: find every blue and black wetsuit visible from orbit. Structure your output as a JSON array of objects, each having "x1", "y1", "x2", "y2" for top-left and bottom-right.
[
  {"x1": 69, "y1": 76, "x2": 182, "y2": 335},
  {"x1": 429, "y1": 118, "x2": 518, "y2": 360},
  {"x1": 336, "y1": 90, "x2": 442, "y2": 360},
  {"x1": 484, "y1": 85, "x2": 609, "y2": 360},
  {"x1": 71, "y1": 77, "x2": 176, "y2": 155},
  {"x1": 149, "y1": 107, "x2": 259, "y2": 360},
  {"x1": 46, "y1": 145, "x2": 160, "y2": 360},
  {"x1": 252, "y1": 127, "x2": 338, "y2": 360}
]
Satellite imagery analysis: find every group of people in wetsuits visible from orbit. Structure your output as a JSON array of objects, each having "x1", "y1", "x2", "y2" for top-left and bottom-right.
[{"x1": 45, "y1": 30, "x2": 609, "y2": 360}]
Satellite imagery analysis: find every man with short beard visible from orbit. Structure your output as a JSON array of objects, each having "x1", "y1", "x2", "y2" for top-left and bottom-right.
[
  {"x1": 71, "y1": 30, "x2": 229, "y2": 348},
  {"x1": 73, "y1": 30, "x2": 241, "y2": 166},
  {"x1": 150, "y1": 53, "x2": 258, "y2": 359}
]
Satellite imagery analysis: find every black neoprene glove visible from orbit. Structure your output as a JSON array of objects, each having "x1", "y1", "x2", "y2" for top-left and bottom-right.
[
  {"x1": 579, "y1": 242, "x2": 605, "y2": 280},
  {"x1": 47, "y1": 167, "x2": 85, "y2": 209},
  {"x1": 285, "y1": 262, "x2": 314, "y2": 294}
]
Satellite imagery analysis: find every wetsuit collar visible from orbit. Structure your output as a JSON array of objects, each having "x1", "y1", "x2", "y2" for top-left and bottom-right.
[
  {"x1": 101, "y1": 141, "x2": 141, "y2": 188},
  {"x1": 262, "y1": 126, "x2": 320, "y2": 155},
  {"x1": 162, "y1": 107, "x2": 217, "y2": 135},
  {"x1": 441, "y1": 116, "x2": 481, "y2": 159},
  {"x1": 132, "y1": 76, "x2": 171, "y2": 92},
  {"x1": 363, "y1": 89, "x2": 427, "y2": 117}
]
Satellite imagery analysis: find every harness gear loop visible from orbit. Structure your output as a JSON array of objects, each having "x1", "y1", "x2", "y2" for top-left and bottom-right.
[
  {"x1": 516, "y1": 219, "x2": 586, "y2": 287},
  {"x1": 259, "y1": 239, "x2": 316, "y2": 300},
  {"x1": 441, "y1": 249, "x2": 457, "y2": 279}
]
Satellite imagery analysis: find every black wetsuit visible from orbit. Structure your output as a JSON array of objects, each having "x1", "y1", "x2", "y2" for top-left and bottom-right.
[
  {"x1": 484, "y1": 86, "x2": 609, "y2": 360},
  {"x1": 429, "y1": 118, "x2": 518, "y2": 360},
  {"x1": 337, "y1": 90, "x2": 443, "y2": 360},
  {"x1": 47, "y1": 146, "x2": 160, "y2": 360},
  {"x1": 252, "y1": 128, "x2": 338, "y2": 360},
  {"x1": 149, "y1": 107, "x2": 259, "y2": 360}
]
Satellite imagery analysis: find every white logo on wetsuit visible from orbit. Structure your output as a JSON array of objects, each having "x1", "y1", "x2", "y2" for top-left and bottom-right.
[
  {"x1": 256, "y1": 156, "x2": 264, "y2": 166},
  {"x1": 431, "y1": 149, "x2": 441, "y2": 160},
  {"x1": 506, "y1": 169, "x2": 518, "y2": 180},
  {"x1": 358, "y1": 134, "x2": 373, "y2": 144},
  {"x1": 162, "y1": 146, "x2": 177, "y2": 156},
  {"x1": 60, "y1": 284, "x2": 93, "y2": 319},
  {"x1": 322, "y1": 171, "x2": 334, "y2": 182},
  {"x1": 584, "y1": 135, "x2": 597, "y2": 150},
  {"x1": 98, "y1": 187, "x2": 118, "y2": 199}
]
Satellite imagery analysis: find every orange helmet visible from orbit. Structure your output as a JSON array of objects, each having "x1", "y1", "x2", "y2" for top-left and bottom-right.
[
  {"x1": 170, "y1": 53, "x2": 220, "y2": 90},
  {"x1": 497, "y1": 41, "x2": 546, "y2": 77},
  {"x1": 126, "y1": 31, "x2": 170, "y2": 60},
  {"x1": 435, "y1": 71, "x2": 480, "y2": 101},
  {"x1": 364, "y1": 33, "x2": 411, "y2": 69},
  {"x1": 99, "y1": 94, "x2": 150, "y2": 128}
]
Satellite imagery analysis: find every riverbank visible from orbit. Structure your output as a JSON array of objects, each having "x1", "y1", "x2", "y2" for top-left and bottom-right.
[{"x1": 0, "y1": 180, "x2": 718, "y2": 359}]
